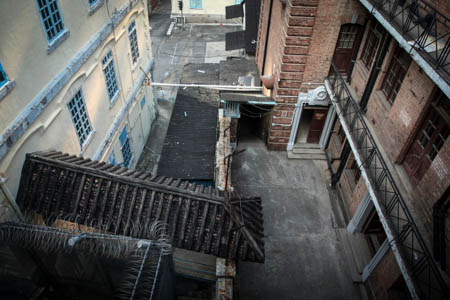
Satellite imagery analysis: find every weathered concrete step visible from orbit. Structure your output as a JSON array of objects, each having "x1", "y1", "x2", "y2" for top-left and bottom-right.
[
  {"x1": 292, "y1": 143, "x2": 321, "y2": 149},
  {"x1": 292, "y1": 147, "x2": 324, "y2": 154},
  {"x1": 287, "y1": 151, "x2": 326, "y2": 160}
]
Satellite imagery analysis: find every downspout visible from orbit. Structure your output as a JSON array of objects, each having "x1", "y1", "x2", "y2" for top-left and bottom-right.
[
  {"x1": 346, "y1": 18, "x2": 369, "y2": 83},
  {"x1": 360, "y1": 32, "x2": 392, "y2": 111},
  {"x1": 261, "y1": 0, "x2": 274, "y2": 76}
]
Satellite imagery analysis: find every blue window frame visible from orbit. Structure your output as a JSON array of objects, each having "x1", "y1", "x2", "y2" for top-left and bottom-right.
[
  {"x1": 120, "y1": 126, "x2": 132, "y2": 167},
  {"x1": 68, "y1": 90, "x2": 93, "y2": 147},
  {"x1": 190, "y1": 0, "x2": 202, "y2": 9},
  {"x1": 140, "y1": 96, "x2": 146, "y2": 109},
  {"x1": 108, "y1": 151, "x2": 117, "y2": 165},
  {"x1": 0, "y1": 62, "x2": 7, "y2": 88},
  {"x1": 128, "y1": 20, "x2": 140, "y2": 64},
  {"x1": 88, "y1": 0, "x2": 99, "y2": 7},
  {"x1": 235, "y1": 0, "x2": 243, "y2": 4},
  {"x1": 36, "y1": 0, "x2": 65, "y2": 42},
  {"x1": 102, "y1": 50, "x2": 119, "y2": 101}
]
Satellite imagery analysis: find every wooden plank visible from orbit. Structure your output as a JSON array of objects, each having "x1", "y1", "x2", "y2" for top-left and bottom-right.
[
  {"x1": 87, "y1": 178, "x2": 104, "y2": 222},
  {"x1": 163, "y1": 195, "x2": 174, "y2": 225},
  {"x1": 36, "y1": 165, "x2": 53, "y2": 213},
  {"x1": 53, "y1": 170, "x2": 72, "y2": 217},
  {"x1": 133, "y1": 189, "x2": 148, "y2": 236},
  {"x1": 204, "y1": 204, "x2": 218, "y2": 252},
  {"x1": 178, "y1": 199, "x2": 191, "y2": 248},
  {"x1": 28, "y1": 164, "x2": 44, "y2": 211},
  {"x1": 78, "y1": 175, "x2": 96, "y2": 222},
  {"x1": 170, "y1": 197, "x2": 182, "y2": 240},
  {"x1": 142, "y1": 190, "x2": 157, "y2": 234},
  {"x1": 71, "y1": 174, "x2": 87, "y2": 219},
  {"x1": 104, "y1": 182, "x2": 121, "y2": 232},
  {"x1": 112, "y1": 185, "x2": 130, "y2": 234},
  {"x1": 195, "y1": 203, "x2": 209, "y2": 252},
  {"x1": 154, "y1": 192, "x2": 165, "y2": 221},
  {"x1": 185, "y1": 201, "x2": 201, "y2": 250},
  {"x1": 96, "y1": 180, "x2": 113, "y2": 230},
  {"x1": 123, "y1": 187, "x2": 139, "y2": 236}
]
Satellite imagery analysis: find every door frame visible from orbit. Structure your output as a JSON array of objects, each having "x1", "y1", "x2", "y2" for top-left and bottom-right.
[{"x1": 287, "y1": 86, "x2": 332, "y2": 150}]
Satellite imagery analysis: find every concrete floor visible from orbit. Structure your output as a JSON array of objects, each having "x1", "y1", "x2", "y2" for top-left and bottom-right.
[{"x1": 232, "y1": 138, "x2": 362, "y2": 300}]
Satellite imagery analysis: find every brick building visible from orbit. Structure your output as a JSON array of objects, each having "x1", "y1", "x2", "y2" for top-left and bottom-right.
[{"x1": 254, "y1": 0, "x2": 450, "y2": 299}]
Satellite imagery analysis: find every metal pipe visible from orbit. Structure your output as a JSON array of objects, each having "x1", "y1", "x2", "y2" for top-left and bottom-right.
[
  {"x1": 148, "y1": 82, "x2": 262, "y2": 91},
  {"x1": 262, "y1": 0, "x2": 274, "y2": 76}
]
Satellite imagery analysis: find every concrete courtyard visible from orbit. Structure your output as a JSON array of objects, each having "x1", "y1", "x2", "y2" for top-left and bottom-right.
[{"x1": 232, "y1": 138, "x2": 362, "y2": 300}]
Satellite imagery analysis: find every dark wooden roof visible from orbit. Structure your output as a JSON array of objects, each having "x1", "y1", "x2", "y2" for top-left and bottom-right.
[{"x1": 17, "y1": 151, "x2": 265, "y2": 263}]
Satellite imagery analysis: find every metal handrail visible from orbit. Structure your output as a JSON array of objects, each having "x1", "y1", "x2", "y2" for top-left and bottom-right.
[
  {"x1": 367, "y1": 0, "x2": 450, "y2": 79},
  {"x1": 327, "y1": 62, "x2": 450, "y2": 300}
]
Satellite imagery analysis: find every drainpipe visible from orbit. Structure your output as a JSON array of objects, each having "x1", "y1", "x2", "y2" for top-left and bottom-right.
[
  {"x1": 359, "y1": 32, "x2": 392, "y2": 111},
  {"x1": 261, "y1": 0, "x2": 274, "y2": 76},
  {"x1": 346, "y1": 18, "x2": 369, "y2": 83}
]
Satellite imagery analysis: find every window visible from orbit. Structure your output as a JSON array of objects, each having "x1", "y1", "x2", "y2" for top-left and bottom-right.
[
  {"x1": 235, "y1": 0, "x2": 243, "y2": 3},
  {"x1": 128, "y1": 20, "x2": 140, "y2": 64},
  {"x1": 36, "y1": 0, "x2": 65, "y2": 42},
  {"x1": 140, "y1": 96, "x2": 146, "y2": 109},
  {"x1": 190, "y1": 0, "x2": 202, "y2": 9},
  {"x1": 120, "y1": 126, "x2": 132, "y2": 167},
  {"x1": 404, "y1": 91, "x2": 450, "y2": 184},
  {"x1": 381, "y1": 46, "x2": 411, "y2": 104},
  {"x1": 102, "y1": 50, "x2": 119, "y2": 101},
  {"x1": 88, "y1": 0, "x2": 99, "y2": 7},
  {"x1": 360, "y1": 20, "x2": 384, "y2": 69},
  {"x1": 108, "y1": 151, "x2": 117, "y2": 165},
  {"x1": 68, "y1": 90, "x2": 93, "y2": 147},
  {"x1": 0, "y1": 62, "x2": 7, "y2": 88}
]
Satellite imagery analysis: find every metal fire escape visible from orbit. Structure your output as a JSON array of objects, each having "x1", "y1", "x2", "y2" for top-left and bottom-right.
[
  {"x1": 325, "y1": 62, "x2": 450, "y2": 300},
  {"x1": 359, "y1": 0, "x2": 450, "y2": 98}
]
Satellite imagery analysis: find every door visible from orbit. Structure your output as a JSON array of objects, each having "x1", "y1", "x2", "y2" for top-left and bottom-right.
[
  {"x1": 307, "y1": 108, "x2": 328, "y2": 144},
  {"x1": 333, "y1": 24, "x2": 363, "y2": 74},
  {"x1": 403, "y1": 95, "x2": 450, "y2": 184}
]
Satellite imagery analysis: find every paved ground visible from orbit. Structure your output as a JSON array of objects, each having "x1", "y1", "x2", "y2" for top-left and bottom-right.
[
  {"x1": 136, "y1": 0, "x2": 242, "y2": 173},
  {"x1": 232, "y1": 138, "x2": 362, "y2": 300}
]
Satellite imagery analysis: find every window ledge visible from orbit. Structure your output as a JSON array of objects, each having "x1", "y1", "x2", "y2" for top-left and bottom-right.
[
  {"x1": 0, "y1": 80, "x2": 16, "y2": 101},
  {"x1": 47, "y1": 29, "x2": 70, "y2": 54},
  {"x1": 131, "y1": 57, "x2": 141, "y2": 71},
  {"x1": 80, "y1": 130, "x2": 96, "y2": 155},
  {"x1": 109, "y1": 90, "x2": 121, "y2": 109},
  {"x1": 88, "y1": 0, "x2": 104, "y2": 16}
]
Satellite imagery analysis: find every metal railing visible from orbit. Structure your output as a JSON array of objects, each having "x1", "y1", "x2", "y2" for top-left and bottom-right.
[
  {"x1": 368, "y1": 0, "x2": 450, "y2": 80},
  {"x1": 326, "y1": 62, "x2": 449, "y2": 300}
]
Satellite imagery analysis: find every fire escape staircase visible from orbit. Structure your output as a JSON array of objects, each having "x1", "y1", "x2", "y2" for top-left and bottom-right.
[
  {"x1": 359, "y1": 0, "x2": 450, "y2": 98},
  {"x1": 325, "y1": 62, "x2": 450, "y2": 300}
]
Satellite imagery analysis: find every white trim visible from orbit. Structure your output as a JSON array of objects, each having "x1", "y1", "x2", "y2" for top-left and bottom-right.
[
  {"x1": 359, "y1": 0, "x2": 450, "y2": 99},
  {"x1": 319, "y1": 106, "x2": 336, "y2": 149},
  {"x1": 325, "y1": 79, "x2": 420, "y2": 300},
  {"x1": 287, "y1": 86, "x2": 330, "y2": 151},
  {"x1": 347, "y1": 191, "x2": 373, "y2": 233},
  {"x1": 362, "y1": 239, "x2": 390, "y2": 281}
]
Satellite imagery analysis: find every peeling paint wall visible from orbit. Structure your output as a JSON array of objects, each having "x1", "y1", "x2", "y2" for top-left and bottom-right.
[{"x1": 0, "y1": 0, "x2": 156, "y2": 199}]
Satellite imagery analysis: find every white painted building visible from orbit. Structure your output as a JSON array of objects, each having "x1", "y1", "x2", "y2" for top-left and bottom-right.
[
  {"x1": 171, "y1": 0, "x2": 243, "y2": 23},
  {"x1": 0, "y1": 0, "x2": 157, "y2": 216}
]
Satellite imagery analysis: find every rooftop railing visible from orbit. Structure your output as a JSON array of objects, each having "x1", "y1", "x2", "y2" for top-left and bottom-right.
[{"x1": 326, "y1": 62, "x2": 450, "y2": 300}]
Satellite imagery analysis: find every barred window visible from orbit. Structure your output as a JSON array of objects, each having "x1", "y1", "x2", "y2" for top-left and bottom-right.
[
  {"x1": 0, "y1": 62, "x2": 7, "y2": 88},
  {"x1": 36, "y1": 0, "x2": 65, "y2": 42},
  {"x1": 102, "y1": 50, "x2": 119, "y2": 101},
  {"x1": 68, "y1": 90, "x2": 93, "y2": 147},
  {"x1": 128, "y1": 20, "x2": 140, "y2": 64},
  {"x1": 88, "y1": 0, "x2": 99, "y2": 7},
  {"x1": 360, "y1": 21, "x2": 384, "y2": 69},
  {"x1": 381, "y1": 46, "x2": 411, "y2": 104},
  {"x1": 120, "y1": 126, "x2": 132, "y2": 167}
]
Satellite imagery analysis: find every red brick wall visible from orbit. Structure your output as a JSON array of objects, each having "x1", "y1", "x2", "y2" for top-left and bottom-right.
[
  {"x1": 255, "y1": 0, "x2": 367, "y2": 150},
  {"x1": 367, "y1": 250, "x2": 401, "y2": 300}
]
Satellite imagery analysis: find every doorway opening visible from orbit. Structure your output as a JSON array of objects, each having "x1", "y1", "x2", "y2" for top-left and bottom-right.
[
  {"x1": 295, "y1": 106, "x2": 329, "y2": 145},
  {"x1": 362, "y1": 209, "x2": 387, "y2": 257},
  {"x1": 237, "y1": 104, "x2": 272, "y2": 143}
]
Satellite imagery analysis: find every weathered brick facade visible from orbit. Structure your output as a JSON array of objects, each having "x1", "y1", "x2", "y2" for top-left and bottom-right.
[
  {"x1": 256, "y1": 0, "x2": 366, "y2": 150},
  {"x1": 254, "y1": 0, "x2": 450, "y2": 297}
]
